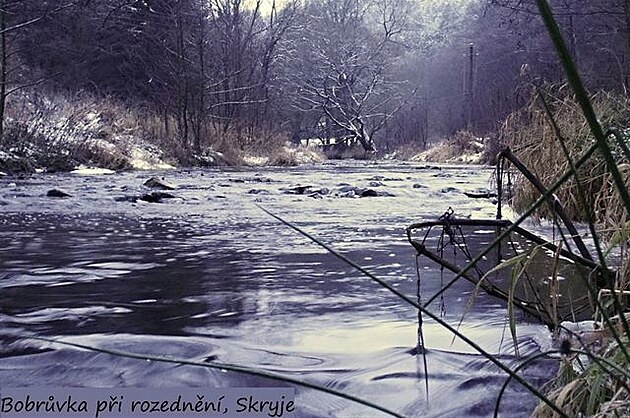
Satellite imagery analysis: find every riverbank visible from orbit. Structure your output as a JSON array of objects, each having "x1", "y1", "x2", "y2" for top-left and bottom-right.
[
  {"x1": 498, "y1": 87, "x2": 630, "y2": 417},
  {"x1": 408, "y1": 131, "x2": 494, "y2": 165},
  {"x1": 0, "y1": 88, "x2": 505, "y2": 176},
  {"x1": 0, "y1": 90, "x2": 326, "y2": 175}
]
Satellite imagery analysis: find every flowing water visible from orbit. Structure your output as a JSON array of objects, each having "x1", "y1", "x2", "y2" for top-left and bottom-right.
[{"x1": 0, "y1": 161, "x2": 558, "y2": 417}]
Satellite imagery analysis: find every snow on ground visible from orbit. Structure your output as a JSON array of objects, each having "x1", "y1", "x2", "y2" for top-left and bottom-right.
[
  {"x1": 243, "y1": 144, "x2": 325, "y2": 166},
  {"x1": 410, "y1": 149, "x2": 485, "y2": 164},
  {"x1": 70, "y1": 166, "x2": 116, "y2": 175},
  {"x1": 128, "y1": 147, "x2": 175, "y2": 170},
  {"x1": 243, "y1": 155, "x2": 270, "y2": 166}
]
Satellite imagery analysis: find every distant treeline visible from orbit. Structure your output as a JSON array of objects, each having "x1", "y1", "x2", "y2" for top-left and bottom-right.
[{"x1": 2, "y1": 0, "x2": 629, "y2": 154}]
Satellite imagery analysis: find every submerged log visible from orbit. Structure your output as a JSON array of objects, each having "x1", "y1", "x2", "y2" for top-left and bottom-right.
[
  {"x1": 464, "y1": 191, "x2": 497, "y2": 199},
  {"x1": 407, "y1": 217, "x2": 608, "y2": 328}
]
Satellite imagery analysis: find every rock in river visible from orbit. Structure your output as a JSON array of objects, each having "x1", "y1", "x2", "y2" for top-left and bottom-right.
[
  {"x1": 360, "y1": 189, "x2": 379, "y2": 197},
  {"x1": 114, "y1": 191, "x2": 178, "y2": 203},
  {"x1": 308, "y1": 188, "x2": 330, "y2": 198},
  {"x1": 139, "y1": 191, "x2": 177, "y2": 203},
  {"x1": 281, "y1": 185, "x2": 313, "y2": 195},
  {"x1": 248, "y1": 189, "x2": 271, "y2": 195},
  {"x1": 46, "y1": 189, "x2": 72, "y2": 198},
  {"x1": 336, "y1": 185, "x2": 393, "y2": 198},
  {"x1": 143, "y1": 177, "x2": 176, "y2": 190}
]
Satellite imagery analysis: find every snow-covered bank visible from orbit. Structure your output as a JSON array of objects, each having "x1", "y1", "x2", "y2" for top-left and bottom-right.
[
  {"x1": 0, "y1": 91, "x2": 179, "y2": 174},
  {"x1": 410, "y1": 131, "x2": 493, "y2": 165},
  {"x1": 242, "y1": 144, "x2": 325, "y2": 167},
  {"x1": 0, "y1": 91, "x2": 325, "y2": 174},
  {"x1": 384, "y1": 131, "x2": 496, "y2": 165}
]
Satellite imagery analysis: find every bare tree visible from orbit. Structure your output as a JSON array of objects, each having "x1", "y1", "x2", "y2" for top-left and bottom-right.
[
  {"x1": 285, "y1": 0, "x2": 414, "y2": 153},
  {"x1": 0, "y1": 1, "x2": 77, "y2": 139}
]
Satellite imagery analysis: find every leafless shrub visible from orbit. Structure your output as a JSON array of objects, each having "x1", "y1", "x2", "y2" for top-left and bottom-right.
[{"x1": 0, "y1": 90, "x2": 183, "y2": 172}]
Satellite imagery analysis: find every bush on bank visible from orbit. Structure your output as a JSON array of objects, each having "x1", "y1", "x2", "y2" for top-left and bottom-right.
[{"x1": 0, "y1": 89, "x2": 323, "y2": 174}]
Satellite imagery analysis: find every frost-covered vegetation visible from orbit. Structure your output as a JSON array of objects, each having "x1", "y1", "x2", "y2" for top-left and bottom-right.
[
  {"x1": 0, "y1": 91, "x2": 175, "y2": 172},
  {"x1": 1, "y1": 1, "x2": 630, "y2": 172}
]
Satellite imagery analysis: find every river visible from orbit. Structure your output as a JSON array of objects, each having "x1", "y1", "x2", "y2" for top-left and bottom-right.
[{"x1": 0, "y1": 161, "x2": 557, "y2": 417}]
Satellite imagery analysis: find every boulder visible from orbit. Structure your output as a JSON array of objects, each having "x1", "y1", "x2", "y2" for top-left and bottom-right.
[
  {"x1": 334, "y1": 185, "x2": 392, "y2": 198},
  {"x1": 339, "y1": 190, "x2": 356, "y2": 198},
  {"x1": 143, "y1": 177, "x2": 176, "y2": 190},
  {"x1": 231, "y1": 176, "x2": 273, "y2": 183},
  {"x1": 376, "y1": 190, "x2": 395, "y2": 197},
  {"x1": 308, "y1": 188, "x2": 330, "y2": 198},
  {"x1": 139, "y1": 191, "x2": 177, "y2": 203},
  {"x1": 115, "y1": 191, "x2": 178, "y2": 203},
  {"x1": 338, "y1": 185, "x2": 358, "y2": 193},
  {"x1": 360, "y1": 189, "x2": 379, "y2": 197},
  {"x1": 464, "y1": 191, "x2": 498, "y2": 199},
  {"x1": 281, "y1": 185, "x2": 313, "y2": 195},
  {"x1": 114, "y1": 195, "x2": 139, "y2": 203},
  {"x1": 46, "y1": 189, "x2": 71, "y2": 198}
]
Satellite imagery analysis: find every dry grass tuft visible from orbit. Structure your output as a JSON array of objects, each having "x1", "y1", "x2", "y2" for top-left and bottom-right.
[
  {"x1": 499, "y1": 85, "x2": 630, "y2": 286},
  {"x1": 412, "y1": 130, "x2": 487, "y2": 164},
  {"x1": 0, "y1": 89, "x2": 178, "y2": 172},
  {"x1": 207, "y1": 126, "x2": 325, "y2": 167},
  {"x1": 265, "y1": 145, "x2": 325, "y2": 166},
  {"x1": 385, "y1": 142, "x2": 427, "y2": 160},
  {"x1": 532, "y1": 337, "x2": 630, "y2": 418},
  {"x1": 499, "y1": 87, "x2": 630, "y2": 227}
]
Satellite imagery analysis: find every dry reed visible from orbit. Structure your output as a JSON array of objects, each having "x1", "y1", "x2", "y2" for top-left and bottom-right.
[{"x1": 499, "y1": 85, "x2": 630, "y2": 287}]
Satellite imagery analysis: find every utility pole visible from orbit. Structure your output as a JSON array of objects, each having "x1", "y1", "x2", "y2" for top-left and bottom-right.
[{"x1": 465, "y1": 43, "x2": 474, "y2": 131}]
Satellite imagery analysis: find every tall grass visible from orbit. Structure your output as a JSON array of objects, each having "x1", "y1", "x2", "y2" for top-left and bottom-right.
[
  {"x1": 499, "y1": 86, "x2": 630, "y2": 291},
  {"x1": 507, "y1": 0, "x2": 630, "y2": 415},
  {"x1": 413, "y1": 130, "x2": 489, "y2": 163},
  {"x1": 499, "y1": 87, "x2": 629, "y2": 236},
  {"x1": 0, "y1": 89, "x2": 172, "y2": 172}
]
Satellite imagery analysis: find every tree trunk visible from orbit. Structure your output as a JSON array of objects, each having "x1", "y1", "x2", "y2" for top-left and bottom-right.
[
  {"x1": 176, "y1": 10, "x2": 189, "y2": 148},
  {"x1": 0, "y1": 0, "x2": 7, "y2": 140},
  {"x1": 357, "y1": 118, "x2": 377, "y2": 153},
  {"x1": 624, "y1": 0, "x2": 630, "y2": 92},
  {"x1": 194, "y1": 7, "x2": 205, "y2": 154}
]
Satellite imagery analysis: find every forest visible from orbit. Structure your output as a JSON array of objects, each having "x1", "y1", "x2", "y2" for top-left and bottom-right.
[{"x1": 0, "y1": 0, "x2": 629, "y2": 169}]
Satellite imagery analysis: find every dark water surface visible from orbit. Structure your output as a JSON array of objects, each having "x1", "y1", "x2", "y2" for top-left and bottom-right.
[{"x1": 0, "y1": 162, "x2": 557, "y2": 417}]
